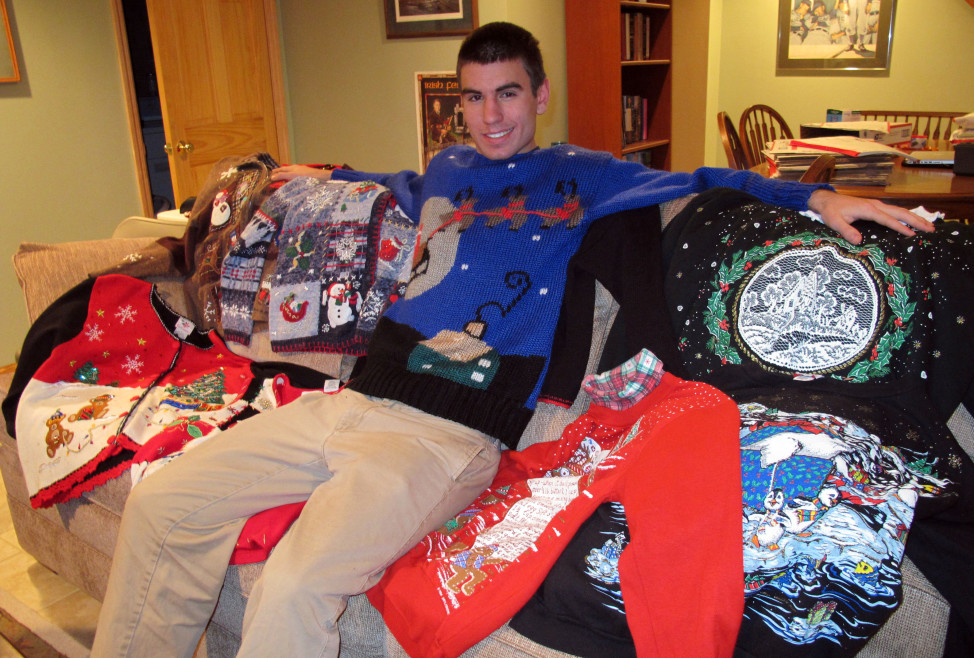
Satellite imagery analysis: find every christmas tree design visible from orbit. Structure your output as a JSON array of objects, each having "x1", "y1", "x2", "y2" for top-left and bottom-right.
[
  {"x1": 167, "y1": 371, "x2": 228, "y2": 408},
  {"x1": 73, "y1": 361, "x2": 100, "y2": 384}
]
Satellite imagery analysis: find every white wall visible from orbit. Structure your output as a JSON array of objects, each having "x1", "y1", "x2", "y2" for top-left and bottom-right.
[{"x1": 710, "y1": 0, "x2": 974, "y2": 166}]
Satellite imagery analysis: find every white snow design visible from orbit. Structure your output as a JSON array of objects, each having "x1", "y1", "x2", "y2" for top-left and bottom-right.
[
  {"x1": 115, "y1": 305, "x2": 138, "y2": 324},
  {"x1": 85, "y1": 324, "x2": 104, "y2": 342},
  {"x1": 121, "y1": 354, "x2": 144, "y2": 375}
]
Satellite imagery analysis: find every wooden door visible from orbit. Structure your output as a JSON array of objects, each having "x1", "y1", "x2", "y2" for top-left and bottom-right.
[{"x1": 145, "y1": 0, "x2": 287, "y2": 203}]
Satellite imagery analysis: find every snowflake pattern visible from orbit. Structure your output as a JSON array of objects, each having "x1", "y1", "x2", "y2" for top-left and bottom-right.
[
  {"x1": 115, "y1": 305, "x2": 137, "y2": 324},
  {"x1": 335, "y1": 235, "x2": 358, "y2": 262},
  {"x1": 121, "y1": 354, "x2": 144, "y2": 375},
  {"x1": 85, "y1": 324, "x2": 104, "y2": 342}
]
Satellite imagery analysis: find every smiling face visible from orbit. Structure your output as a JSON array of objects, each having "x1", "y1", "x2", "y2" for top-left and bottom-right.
[{"x1": 459, "y1": 58, "x2": 550, "y2": 161}]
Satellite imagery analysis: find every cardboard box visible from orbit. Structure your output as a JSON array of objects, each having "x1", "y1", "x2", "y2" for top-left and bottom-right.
[
  {"x1": 800, "y1": 121, "x2": 912, "y2": 147},
  {"x1": 826, "y1": 109, "x2": 862, "y2": 123}
]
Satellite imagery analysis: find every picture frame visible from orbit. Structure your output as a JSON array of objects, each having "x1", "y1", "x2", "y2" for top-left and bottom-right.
[
  {"x1": 385, "y1": 0, "x2": 478, "y2": 39},
  {"x1": 777, "y1": 0, "x2": 895, "y2": 75},
  {"x1": 0, "y1": 0, "x2": 19, "y2": 83},
  {"x1": 415, "y1": 71, "x2": 474, "y2": 172}
]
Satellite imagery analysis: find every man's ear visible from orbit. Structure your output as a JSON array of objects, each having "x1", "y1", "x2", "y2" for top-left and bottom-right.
[{"x1": 535, "y1": 77, "x2": 551, "y2": 115}]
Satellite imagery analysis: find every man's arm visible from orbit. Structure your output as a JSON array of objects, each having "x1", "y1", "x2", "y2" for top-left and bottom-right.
[
  {"x1": 807, "y1": 189, "x2": 935, "y2": 245},
  {"x1": 271, "y1": 165, "x2": 333, "y2": 182}
]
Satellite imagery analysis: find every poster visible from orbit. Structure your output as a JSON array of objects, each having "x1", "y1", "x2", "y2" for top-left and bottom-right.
[{"x1": 415, "y1": 72, "x2": 474, "y2": 172}]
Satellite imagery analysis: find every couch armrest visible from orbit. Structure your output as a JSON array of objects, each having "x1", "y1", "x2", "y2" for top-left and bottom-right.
[{"x1": 13, "y1": 238, "x2": 165, "y2": 324}]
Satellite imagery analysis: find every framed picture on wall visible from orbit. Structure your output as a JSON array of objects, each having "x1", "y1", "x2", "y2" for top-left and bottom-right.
[
  {"x1": 777, "y1": 0, "x2": 895, "y2": 74},
  {"x1": 415, "y1": 72, "x2": 474, "y2": 172},
  {"x1": 385, "y1": 0, "x2": 478, "y2": 39},
  {"x1": 0, "y1": 0, "x2": 20, "y2": 83}
]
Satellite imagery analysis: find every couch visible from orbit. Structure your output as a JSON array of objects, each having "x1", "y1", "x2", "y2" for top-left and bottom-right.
[{"x1": 1, "y1": 216, "x2": 966, "y2": 657}]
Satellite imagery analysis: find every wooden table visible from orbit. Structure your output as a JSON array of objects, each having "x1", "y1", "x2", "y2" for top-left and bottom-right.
[{"x1": 753, "y1": 159, "x2": 974, "y2": 221}]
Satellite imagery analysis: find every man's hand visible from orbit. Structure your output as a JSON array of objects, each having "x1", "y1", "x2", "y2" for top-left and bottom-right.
[
  {"x1": 271, "y1": 165, "x2": 333, "y2": 182},
  {"x1": 808, "y1": 189, "x2": 935, "y2": 244}
]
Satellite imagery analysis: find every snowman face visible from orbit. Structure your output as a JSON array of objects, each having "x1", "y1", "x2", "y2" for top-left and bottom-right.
[{"x1": 212, "y1": 189, "x2": 232, "y2": 226}]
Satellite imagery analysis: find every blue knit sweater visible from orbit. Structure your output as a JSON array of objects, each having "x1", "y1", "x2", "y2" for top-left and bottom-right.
[{"x1": 334, "y1": 144, "x2": 826, "y2": 446}]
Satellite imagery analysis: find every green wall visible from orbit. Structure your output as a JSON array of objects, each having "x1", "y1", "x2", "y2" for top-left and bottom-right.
[
  {"x1": 0, "y1": 1, "x2": 142, "y2": 366},
  {"x1": 278, "y1": 0, "x2": 569, "y2": 171}
]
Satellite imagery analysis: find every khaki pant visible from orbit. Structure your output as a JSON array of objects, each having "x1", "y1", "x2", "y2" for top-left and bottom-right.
[{"x1": 92, "y1": 389, "x2": 501, "y2": 658}]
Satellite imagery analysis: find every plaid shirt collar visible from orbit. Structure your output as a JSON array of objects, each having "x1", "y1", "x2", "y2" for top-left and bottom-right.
[{"x1": 583, "y1": 349, "x2": 664, "y2": 411}]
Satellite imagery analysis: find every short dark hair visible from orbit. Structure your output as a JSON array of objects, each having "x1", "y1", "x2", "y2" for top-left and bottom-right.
[{"x1": 456, "y1": 22, "x2": 546, "y2": 94}]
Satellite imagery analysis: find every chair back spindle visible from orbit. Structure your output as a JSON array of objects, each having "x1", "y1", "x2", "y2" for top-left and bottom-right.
[
  {"x1": 718, "y1": 111, "x2": 748, "y2": 170},
  {"x1": 859, "y1": 111, "x2": 965, "y2": 150},
  {"x1": 739, "y1": 104, "x2": 794, "y2": 168}
]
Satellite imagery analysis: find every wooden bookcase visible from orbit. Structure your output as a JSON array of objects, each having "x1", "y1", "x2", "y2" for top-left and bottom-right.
[{"x1": 565, "y1": 0, "x2": 672, "y2": 170}]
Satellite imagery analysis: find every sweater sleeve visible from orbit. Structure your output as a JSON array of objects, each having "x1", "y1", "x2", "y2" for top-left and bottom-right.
[
  {"x1": 332, "y1": 168, "x2": 426, "y2": 222},
  {"x1": 2, "y1": 277, "x2": 96, "y2": 438},
  {"x1": 539, "y1": 206, "x2": 683, "y2": 408},
  {"x1": 591, "y1": 157, "x2": 830, "y2": 219}
]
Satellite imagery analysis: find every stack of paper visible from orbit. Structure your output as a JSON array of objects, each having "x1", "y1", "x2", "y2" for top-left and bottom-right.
[
  {"x1": 763, "y1": 137, "x2": 915, "y2": 186},
  {"x1": 800, "y1": 121, "x2": 913, "y2": 147}
]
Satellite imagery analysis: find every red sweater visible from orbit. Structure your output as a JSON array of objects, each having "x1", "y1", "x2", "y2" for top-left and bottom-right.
[{"x1": 367, "y1": 371, "x2": 744, "y2": 658}]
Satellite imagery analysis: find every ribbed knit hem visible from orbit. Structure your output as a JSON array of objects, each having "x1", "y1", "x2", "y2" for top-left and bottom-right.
[{"x1": 347, "y1": 359, "x2": 533, "y2": 449}]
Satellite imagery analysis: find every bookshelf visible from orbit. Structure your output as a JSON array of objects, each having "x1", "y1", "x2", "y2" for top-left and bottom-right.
[{"x1": 565, "y1": 0, "x2": 672, "y2": 169}]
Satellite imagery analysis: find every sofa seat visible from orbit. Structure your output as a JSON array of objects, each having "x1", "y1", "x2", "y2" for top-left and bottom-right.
[{"x1": 1, "y1": 228, "x2": 967, "y2": 657}]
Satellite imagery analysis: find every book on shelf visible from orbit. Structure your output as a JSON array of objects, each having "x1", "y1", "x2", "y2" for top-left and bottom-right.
[
  {"x1": 622, "y1": 95, "x2": 648, "y2": 146},
  {"x1": 621, "y1": 11, "x2": 651, "y2": 61},
  {"x1": 764, "y1": 137, "x2": 914, "y2": 186}
]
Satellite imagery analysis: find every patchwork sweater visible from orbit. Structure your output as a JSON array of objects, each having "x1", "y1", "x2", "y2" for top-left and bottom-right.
[
  {"x1": 334, "y1": 144, "x2": 827, "y2": 447},
  {"x1": 219, "y1": 177, "x2": 417, "y2": 355}
]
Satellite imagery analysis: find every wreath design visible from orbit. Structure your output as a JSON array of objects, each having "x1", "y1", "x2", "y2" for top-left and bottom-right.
[{"x1": 701, "y1": 232, "x2": 914, "y2": 383}]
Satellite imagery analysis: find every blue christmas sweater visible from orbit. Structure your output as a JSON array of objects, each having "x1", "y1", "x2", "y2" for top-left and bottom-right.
[{"x1": 334, "y1": 144, "x2": 827, "y2": 447}]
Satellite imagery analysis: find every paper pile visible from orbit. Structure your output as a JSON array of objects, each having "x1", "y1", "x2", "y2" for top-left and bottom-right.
[{"x1": 764, "y1": 137, "x2": 914, "y2": 186}]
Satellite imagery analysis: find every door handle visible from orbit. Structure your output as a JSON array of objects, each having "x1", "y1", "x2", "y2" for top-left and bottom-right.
[{"x1": 164, "y1": 141, "x2": 195, "y2": 156}]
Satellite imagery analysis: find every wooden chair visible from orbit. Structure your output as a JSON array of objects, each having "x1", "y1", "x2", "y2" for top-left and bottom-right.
[
  {"x1": 799, "y1": 154, "x2": 837, "y2": 184},
  {"x1": 859, "y1": 111, "x2": 965, "y2": 150},
  {"x1": 739, "y1": 104, "x2": 794, "y2": 168},
  {"x1": 717, "y1": 111, "x2": 748, "y2": 170}
]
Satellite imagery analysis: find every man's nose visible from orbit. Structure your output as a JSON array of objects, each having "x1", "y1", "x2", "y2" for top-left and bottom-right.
[{"x1": 482, "y1": 96, "x2": 502, "y2": 124}]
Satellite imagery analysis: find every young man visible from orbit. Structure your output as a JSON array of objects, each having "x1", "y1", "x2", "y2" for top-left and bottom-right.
[{"x1": 93, "y1": 22, "x2": 932, "y2": 657}]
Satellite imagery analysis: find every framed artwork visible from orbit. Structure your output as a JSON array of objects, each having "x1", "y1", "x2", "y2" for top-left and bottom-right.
[
  {"x1": 777, "y1": 0, "x2": 895, "y2": 74},
  {"x1": 385, "y1": 0, "x2": 478, "y2": 39},
  {"x1": 415, "y1": 72, "x2": 474, "y2": 172},
  {"x1": 0, "y1": 0, "x2": 19, "y2": 83}
]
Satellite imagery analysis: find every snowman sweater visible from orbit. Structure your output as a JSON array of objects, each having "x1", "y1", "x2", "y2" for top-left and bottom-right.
[{"x1": 334, "y1": 145, "x2": 826, "y2": 447}]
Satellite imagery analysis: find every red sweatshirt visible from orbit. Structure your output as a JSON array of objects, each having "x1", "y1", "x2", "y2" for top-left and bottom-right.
[{"x1": 367, "y1": 370, "x2": 744, "y2": 658}]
